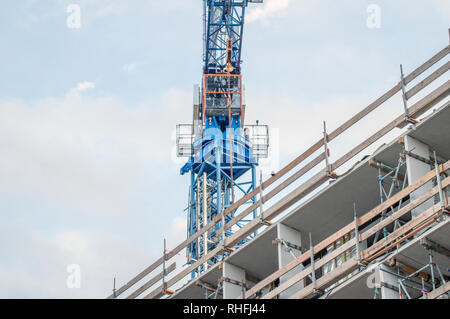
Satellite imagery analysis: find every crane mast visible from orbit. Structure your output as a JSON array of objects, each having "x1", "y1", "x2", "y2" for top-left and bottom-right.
[
  {"x1": 204, "y1": 0, "x2": 247, "y2": 75},
  {"x1": 176, "y1": 0, "x2": 268, "y2": 278}
]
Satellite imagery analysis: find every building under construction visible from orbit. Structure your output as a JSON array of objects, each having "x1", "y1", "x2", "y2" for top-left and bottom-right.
[{"x1": 108, "y1": 1, "x2": 450, "y2": 300}]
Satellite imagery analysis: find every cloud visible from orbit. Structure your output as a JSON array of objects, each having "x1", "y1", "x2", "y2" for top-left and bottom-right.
[
  {"x1": 0, "y1": 86, "x2": 194, "y2": 298},
  {"x1": 0, "y1": 228, "x2": 150, "y2": 298},
  {"x1": 246, "y1": 0, "x2": 290, "y2": 23},
  {"x1": 0, "y1": 88, "x2": 191, "y2": 215},
  {"x1": 76, "y1": 81, "x2": 96, "y2": 92}
]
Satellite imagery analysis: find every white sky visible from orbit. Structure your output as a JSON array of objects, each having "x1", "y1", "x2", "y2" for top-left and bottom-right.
[{"x1": 0, "y1": 0, "x2": 448, "y2": 298}]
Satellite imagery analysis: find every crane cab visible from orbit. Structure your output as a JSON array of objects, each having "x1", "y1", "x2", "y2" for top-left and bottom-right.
[{"x1": 203, "y1": 74, "x2": 242, "y2": 123}]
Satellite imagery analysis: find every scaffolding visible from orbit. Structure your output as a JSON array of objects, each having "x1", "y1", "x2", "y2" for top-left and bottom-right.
[{"x1": 107, "y1": 43, "x2": 450, "y2": 300}]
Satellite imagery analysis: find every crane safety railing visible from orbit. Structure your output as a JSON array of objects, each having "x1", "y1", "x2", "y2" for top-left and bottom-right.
[
  {"x1": 246, "y1": 161, "x2": 450, "y2": 299},
  {"x1": 107, "y1": 44, "x2": 449, "y2": 299}
]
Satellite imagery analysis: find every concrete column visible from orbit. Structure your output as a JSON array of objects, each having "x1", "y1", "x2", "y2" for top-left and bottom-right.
[
  {"x1": 404, "y1": 135, "x2": 433, "y2": 218},
  {"x1": 378, "y1": 264, "x2": 399, "y2": 299},
  {"x1": 222, "y1": 262, "x2": 246, "y2": 299},
  {"x1": 277, "y1": 224, "x2": 303, "y2": 299}
]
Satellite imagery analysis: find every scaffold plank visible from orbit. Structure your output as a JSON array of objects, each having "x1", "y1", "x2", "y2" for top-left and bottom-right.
[
  {"x1": 106, "y1": 256, "x2": 164, "y2": 299},
  {"x1": 126, "y1": 262, "x2": 176, "y2": 299},
  {"x1": 333, "y1": 80, "x2": 450, "y2": 170},
  {"x1": 427, "y1": 282, "x2": 450, "y2": 299},
  {"x1": 363, "y1": 201, "x2": 449, "y2": 261},
  {"x1": 289, "y1": 259, "x2": 359, "y2": 299},
  {"x1": 405, "y1": 61, "x2": 450, "y2": 100}
]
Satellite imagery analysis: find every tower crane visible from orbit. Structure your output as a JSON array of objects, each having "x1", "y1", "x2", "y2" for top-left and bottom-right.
[{"x1": 176, "y1": 0, "x2": 269, "y2": 278}]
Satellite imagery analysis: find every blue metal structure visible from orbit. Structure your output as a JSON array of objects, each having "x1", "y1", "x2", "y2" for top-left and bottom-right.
[
  {"x1": 177, "y1": 0, "x2": 265, "y2": 278},
  {"x1": 203, "y1": 0, "x2": 248, "y2": 75}
]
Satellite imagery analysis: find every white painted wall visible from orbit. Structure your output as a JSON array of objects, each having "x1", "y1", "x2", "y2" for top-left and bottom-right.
[
  {"x1": 277, "y1": 224, "x2": 304, "y2": 299},
  {"x1": 223, "y1": 262, "x2": 246, "y2": 299},
  {"x1": 404, "y1": 135, "x2": 433, "y2": 218}
]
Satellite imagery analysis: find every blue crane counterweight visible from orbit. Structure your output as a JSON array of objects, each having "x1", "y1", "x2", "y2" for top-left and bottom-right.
[{"x1": 176, "y1": 0, "x2": 268, "y2": 278}]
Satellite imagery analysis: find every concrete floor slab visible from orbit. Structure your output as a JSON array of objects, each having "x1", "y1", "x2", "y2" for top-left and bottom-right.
[
  {"x1": 226, "y1": 226, "x2": 278, "y2": 281},
  {"x1": 409, "y1": 101, "x2": 450, "y2": 160}
]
